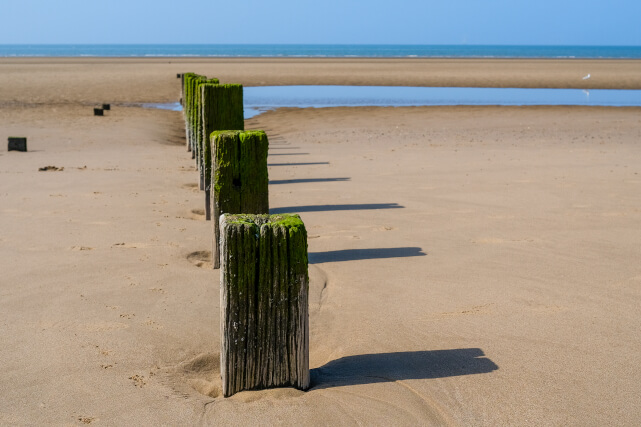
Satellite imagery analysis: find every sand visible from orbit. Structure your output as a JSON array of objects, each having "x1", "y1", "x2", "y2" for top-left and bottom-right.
[{"x1": 1, "y1": 58, "x2": 641, "y2": 426}]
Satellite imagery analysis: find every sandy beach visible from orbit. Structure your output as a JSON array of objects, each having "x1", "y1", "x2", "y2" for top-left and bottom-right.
[{"x1": 1, "y1": 58, "x2": 641, "y2": 425}]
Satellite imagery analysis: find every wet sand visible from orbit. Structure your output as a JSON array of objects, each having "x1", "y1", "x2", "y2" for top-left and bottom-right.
[{"x1": 1, "y1": 58, "x2": 641, "y2": 425}]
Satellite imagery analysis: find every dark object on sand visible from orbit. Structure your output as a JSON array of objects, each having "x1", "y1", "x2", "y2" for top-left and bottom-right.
[
  {"x1": 38, "y1": 166, "x2": 64, "y2": 172},
  {"x1": 177, "y1": 73, "x2": 181, "y2": 78},
  {"x1": 94, "y1": 108, "x2": 103, "y2": 116},
  {"x1": 8, "y1": 137, "x2": 27, "y2": 152},
  {"x1": 219, "y1": 213, "x2": 309, "y2": 397},
  {"x1": 102, "y1": 104, "x2": 110, "y2": 110}
]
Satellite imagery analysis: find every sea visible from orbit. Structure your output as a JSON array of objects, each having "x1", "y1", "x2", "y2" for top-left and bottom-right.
[{"x1": 1, "y1": 44, "x2": 640, "y2": 59}]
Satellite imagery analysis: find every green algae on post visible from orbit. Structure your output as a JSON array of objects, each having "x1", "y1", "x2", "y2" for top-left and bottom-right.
[
  {"x1": 181, "y1": 73, "x2": 218, "y2": 159},
  {"x1": 219, "y1": 213, "x2": 309, "y2": 397},
  {"x1": 194, "y1": 77, "x2": 220, "y2": 190},
  {"x1": 211, "y1": 130, "x2": 269, "y2": 268},
  {"x1": 181, "y1": 73, "x2": 198, "y2": 154},
  {"x1": 201, "y1": 83, "x2": 244, "y2": 218}
]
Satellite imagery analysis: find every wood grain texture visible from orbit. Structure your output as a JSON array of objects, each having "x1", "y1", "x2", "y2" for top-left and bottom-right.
[
  {"x1": 211, "y1": 131, "x2": 269, "y2": 268},
  {"x1": 220, "y1": 214, "x2": 309, "y2": 397},
  {"x1": 201, "y1": 83, "x2": 244, "y2": 220}
]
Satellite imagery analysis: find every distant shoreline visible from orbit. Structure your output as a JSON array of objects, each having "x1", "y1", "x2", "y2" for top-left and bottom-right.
[
  {"x1": 1, "y1": 44, "x2": 641, "y2": 59},
  {"x1": 2, "y1": 57, "x2": 641, "y2": 96}
]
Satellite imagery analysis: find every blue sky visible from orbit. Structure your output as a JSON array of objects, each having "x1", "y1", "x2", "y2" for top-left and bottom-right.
[{"x1": 1, "y1": 0, "x2": 640, "y2": 45}]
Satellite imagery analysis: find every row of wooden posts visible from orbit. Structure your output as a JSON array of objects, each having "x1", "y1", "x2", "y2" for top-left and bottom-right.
[{"x1": 179, "y1": 73, "x2": 310, "y2": 397}]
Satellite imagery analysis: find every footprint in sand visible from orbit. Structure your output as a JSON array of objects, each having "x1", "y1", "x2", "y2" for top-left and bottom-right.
[
  {"x1": 183, "y1": 208, "x2": 205, "y2": 221},
  {"x1": 111, "y1": 242, "x2": 147, "y2": 249},
  {"x1": 187, "y1": 250, "x2": 212, "y2": 268},
  {"x1": 129, "y1": 374, "x2": 147, "y2": 388},
  {"x1": 182, "y1": 183, "x2": 200, "y2": 193}
]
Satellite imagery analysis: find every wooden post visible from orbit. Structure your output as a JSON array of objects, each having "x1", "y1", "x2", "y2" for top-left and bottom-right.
[
  {"x1": 184, "y1": 75, "x2": 219, "y2": 166},
  {"x1": 181, "y1": 73, "x2": 199, "y2": 155},
  {"x1": 219, "y1": 213, "x2": 309, "y2": 397},
  {"x1": 102, "y1": 104, "x2": 110, "y2": 110},
  {"x1": 93, "y1": 108, "x2": 103, "y2": 116},
  {"x1": 180, "y1": 74, "x2": 185, "y2": 107},
  {"x1": 211, "y1": 130, "x2": 269, "y2": 268},
  {"x1": 201, "y1": 83, "x2": 244, "y2": 221},
  {"x1": 8, "y1": 137, "x2": 27, "y2": 152}
]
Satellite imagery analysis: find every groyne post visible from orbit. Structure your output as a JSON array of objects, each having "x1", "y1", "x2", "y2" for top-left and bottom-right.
[
  {"x1": 211, "y1": 130, "x2": 269, "y2": 268},
  {"x1": 182, "y1": 73, "x2": 208, "y2": 157},
  {"x1": 201, "y1": 83, "x2": 244, "y2": 220},
  {"x1": 219, "y1": 213, "x2": 309, "y2": 397},
  {"x1": 193, "y1": 78, "x2": 222, "y2": 191},
  {"x1": 182, "y1": 73, "x2": 196, "y2": 153}
]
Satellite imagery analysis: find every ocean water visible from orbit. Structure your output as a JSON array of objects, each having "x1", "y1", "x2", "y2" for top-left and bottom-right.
[
  {"x1": 1, "y1": 44, "x2": 640, "y2": 58},
  {"x1": 144, "y1": 86, "x2": 641, "y2": 118}
]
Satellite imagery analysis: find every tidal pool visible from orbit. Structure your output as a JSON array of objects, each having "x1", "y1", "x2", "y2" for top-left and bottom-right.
[{"x1": 144, "y1": 86, "x2": 641, "y2": 118}]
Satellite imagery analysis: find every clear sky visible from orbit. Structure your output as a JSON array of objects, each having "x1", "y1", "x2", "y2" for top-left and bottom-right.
[{"x1": 1, "y1": 0, "x2": 640, "y2": 45}]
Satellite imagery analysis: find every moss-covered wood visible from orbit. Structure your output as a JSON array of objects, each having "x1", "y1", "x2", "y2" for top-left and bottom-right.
[
  {"x1": 200, "y1": 83, "x2": 244, "y2": 213},
  {"x1": 211, "y1": 130, "x2": 269, "y2": 268},
  {"x1": 219, "y1": 213, "x2": 309, "y2": 397},
  {"x1": 181, "y1": 73, "x2": 219, "y2": 160},
  {"x1": 193, "y1": 78, "x2": 219, "y2": 183},
  {"x1": 181, "y1": 73, "x2": 197, "y2": 153}
]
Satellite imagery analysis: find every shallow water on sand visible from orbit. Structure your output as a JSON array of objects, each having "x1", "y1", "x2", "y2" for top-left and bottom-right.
[{"x1": 144, "y1": 85, "x2": 641, "y2": 118}]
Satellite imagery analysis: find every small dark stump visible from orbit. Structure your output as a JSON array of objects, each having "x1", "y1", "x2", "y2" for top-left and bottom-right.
[
  {"x1": 102, "y1": 104, "x2": 110, "y2": 110},
  {"x1": 8, "y1": 137, "x2": 27, "y2": 152},
  {"x1": 93, "y1": 108, "x2": 104, "y2": 116}
]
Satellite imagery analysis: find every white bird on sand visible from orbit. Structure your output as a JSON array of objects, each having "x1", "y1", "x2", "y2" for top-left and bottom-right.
[{"x1": 582, "y1": 73, "x2": 591, "y2": 80}]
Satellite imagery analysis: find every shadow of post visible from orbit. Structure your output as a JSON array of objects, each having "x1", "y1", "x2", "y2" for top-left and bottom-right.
[
  {"x1": 310, "y1": 349, "x2": 498, "y2": 390},
  {"x1": 269, "y1": 178, "x2": 350, "y2": 185},
  {"x1": 309, "y1": 247, "x2": 425, "y2": 263},
  {"x1": 268, "y1": 162, "x2": 330, "y2": 167},
  {"x1": 270, "y1": 203, "x2": 403, "y2": 214}
]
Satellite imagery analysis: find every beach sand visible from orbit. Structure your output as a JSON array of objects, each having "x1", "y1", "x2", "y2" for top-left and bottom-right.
[{"x1": 1, "y1": 58, "x2": 641, "y2": 425}]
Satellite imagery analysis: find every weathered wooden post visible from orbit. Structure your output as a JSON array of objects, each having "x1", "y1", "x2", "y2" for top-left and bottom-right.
[
  {"x1": 181, "y1": 73, "x2": 200, "y2": 155},
  {"x1": 192, "y1": 77, "x2": 221, "y2": 190},
  {"x1": 8, "y1": 137, "x2": 27, "y2": 152},
  {"x1": 211, "y1": 130, "x2": 269, "y2": 268},
  {"x1": 201, "y1": 83, "x2": 244, "y2": 220},
  {"x1": 187, "y1": 74, "x2": 204, "y2": 158},
  {"x1": 219, "y1": 213, "x2": 310, "y2": 397},
  {"x1": 180, "y1": 74, "x2": 186, "y2": 107}
]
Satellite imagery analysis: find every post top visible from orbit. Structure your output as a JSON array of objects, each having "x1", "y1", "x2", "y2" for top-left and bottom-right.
[{"x1": 221, "y1": 213, "x2": 304, "y2": 231}]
